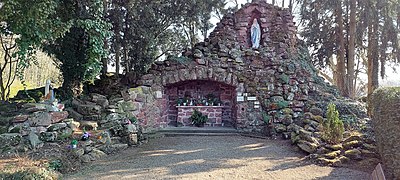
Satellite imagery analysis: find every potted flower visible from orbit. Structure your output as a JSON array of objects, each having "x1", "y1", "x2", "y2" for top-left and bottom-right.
[
  {"x1": 182, "y1": 96, "x2": 189, "y2": 106},
  {"x1": 205, "y1": 94, "x2": 215, "y2": 105},
  {"x1": 176, "y1": 98, "x2": 184, "y2": 106},
  {"x1": 190, "y1": 109, "x2": 208, "y2": 127}
]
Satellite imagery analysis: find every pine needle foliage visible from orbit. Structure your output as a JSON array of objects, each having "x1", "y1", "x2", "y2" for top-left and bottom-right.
[{"x1": 322, "y1": 103, "x2": 345, "y2": 144}]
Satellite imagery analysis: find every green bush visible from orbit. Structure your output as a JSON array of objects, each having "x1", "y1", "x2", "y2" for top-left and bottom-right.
[
  {"x1": 262, "y1": 112, "x2": 271, "y2": 125},
  {"x1": 322, "y1": 103, "x2": 345, "y2": 144},
  {"x1": 190, "y1": 109, "x2": 208, "y2": 127}
]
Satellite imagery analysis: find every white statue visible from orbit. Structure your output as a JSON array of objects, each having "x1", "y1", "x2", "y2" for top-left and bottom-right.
[
  {"x1": 45, "y1": 80, "x2": 51, "y2": 98},
  {"x1": 44, "y1": 79, "x2": 55, "y2": 101},
  {"x1": 251, "y1": 18, "x2": 261, "y2": 49}
]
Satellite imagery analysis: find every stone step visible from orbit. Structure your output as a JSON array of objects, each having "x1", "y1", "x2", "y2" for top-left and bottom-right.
[
  {"x1": 157, "y1": 126, "x2": 238, "y2": 134},
  {"x1": 162, "y1": 132, "x2": 240, "y2": 137},
  {"x1": 156, "y1": 126, "x2": 239, "y2": 137}
]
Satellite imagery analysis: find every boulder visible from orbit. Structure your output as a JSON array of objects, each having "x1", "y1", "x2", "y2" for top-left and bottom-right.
[
  {"x1": 343, "y1": 140, "x2": 362, "y2": 150},
  {"x1": 47, "y1": 123, "x2": 68, "y2": 132},
  {"x1": 99, "y1": 143, "x2": 128, "y2": 154},
  {"x1": 49, "y1": 111, "x2": 69, "y2": 123},
  {"x1": 12, "y1": 115, "x2": 29, "y2": 123},
  {"x1": 65, "y1": 108, "x2": 83, "y2": 121},
  {"x1": 344, "y1": 149, "x2": 362, "y2": 160},
  {"x1": 123, "y1": 133, "x2": 138, "y2": 145},
  {"x1": 0, "y1": 133, "x2": 22, "y2": 147},
  {"x1": 123, "y1": 124, "x2": 138, "y2": 135},
  {"x1": 77, "y1": 104, "x2": 102, "y2": 116},
  {"x1": 317, "y1": 156, "x2": 347, "y2": 167},
  {"x1": 91, "y1": 93, "x2": 109, "y2": 108},
  {"x1": 310, "y1": 107, "x2": 323, "y2": 116},
  {"x1": 274, "y1": 123, "x2": 287, "y2": 133},
  {"x1": 28, "y1": 131, "x2": 43, "y2": 149},
  {"x1": 105, "y1": 113, "x2": 126, "y2": 122},
  {"x1": 297, "y1": 140, "x2": 318, "y2": 154},
  {"x1": 89, "y1": 148, "x2": 107, "y2": 159},
  {"x1": 80, "y1": 121, "x2": 98, "y2": 131},
  {"x1": 299, "y1": 129, "x2": 319, "y2": 144},
  {"x1": 64, "y1": 119, "x2": 80, "y2": 131},
  {"x1": 27, "y1": 112, "x2": 52, "y2": 126},
  {"x1": 326, "y1": 144, "x2": 343, "y2": 151},
  {"x1": 282, "y1": 115, "x2": 293, "y2": 125},
  {"x1": 40, "y1": 132, "x2": 58, "y2": 142},
  {"x1": 323, "y1": 150, "x2": 341, "y2": 159},
  {"x1": 360, "y1": 149, "x2": 378, "y2": 158},
  {"x1": 290, "y1": 132, "x2": 300, "y2": 144}
]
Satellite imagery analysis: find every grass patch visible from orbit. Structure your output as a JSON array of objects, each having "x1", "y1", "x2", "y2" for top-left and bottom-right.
[{"x1": 0, "y1": 155, "x2": 60, "y2": 179}]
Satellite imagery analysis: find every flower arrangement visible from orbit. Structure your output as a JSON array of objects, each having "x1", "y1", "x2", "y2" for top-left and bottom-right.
[{"x1": 177, "y1": 94, "x2": 221, "y2": 106}]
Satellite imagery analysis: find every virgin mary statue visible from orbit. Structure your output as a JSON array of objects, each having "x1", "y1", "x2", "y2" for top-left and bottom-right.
[{"x1": 251, "y1": 18, "x2": 261, "y2": 49}]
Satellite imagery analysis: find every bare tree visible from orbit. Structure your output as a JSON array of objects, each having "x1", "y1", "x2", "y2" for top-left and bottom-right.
[{"x1": 0, "y1": 34, "x2": 18, "y2": 101}]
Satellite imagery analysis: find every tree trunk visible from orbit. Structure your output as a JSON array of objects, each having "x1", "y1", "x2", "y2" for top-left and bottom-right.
[
  {"x1": 101, "y1": 0, "x2": 108, "y2": 76},
  {"x1": 115, "y1": 41, "x2": 121, "y2": 76},
  {"x1": 367, "y1": 9, "x2": 380, "y2": 115},
  {"x1": 335, "y1": 0, "x2": 347, "y2": 96},
  {"x1": 62, "y1": 79, "x2": 83, "y2": 98},
  {"x1": 347, "y1": 0, "x2": 356, "y2": 98}
]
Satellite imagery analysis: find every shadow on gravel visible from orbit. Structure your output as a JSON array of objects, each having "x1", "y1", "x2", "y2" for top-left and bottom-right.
[{"x1": 65, "y1": 136, "x2": 368, "y2": 179}]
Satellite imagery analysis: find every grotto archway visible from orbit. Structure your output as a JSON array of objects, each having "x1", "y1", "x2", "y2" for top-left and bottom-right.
[{"x1": 164, "y1": 80, "x2": 237, "y2": 127}]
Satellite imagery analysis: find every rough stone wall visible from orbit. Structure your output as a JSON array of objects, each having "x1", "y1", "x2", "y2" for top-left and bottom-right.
[
  {"x1": 371, "y1": 87, "x2": 400, "y2": 179},
  {"x1": 132, "y1": 1, "x2": 312, "y2": 133}
]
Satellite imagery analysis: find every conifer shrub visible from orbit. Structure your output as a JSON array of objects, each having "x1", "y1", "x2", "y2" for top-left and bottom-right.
[{"x1": 322, "y1": 103, "x2": 345, "y2": 144}]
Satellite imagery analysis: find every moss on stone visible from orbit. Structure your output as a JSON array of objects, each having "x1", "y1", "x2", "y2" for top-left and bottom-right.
[{"x1": 129, "y1": 87, "x2": 143, "y2": 94}]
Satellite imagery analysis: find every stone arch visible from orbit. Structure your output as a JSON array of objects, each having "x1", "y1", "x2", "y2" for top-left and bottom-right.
[{"x1": 161, "y1": 67, "x2": 239, "y2": 87}]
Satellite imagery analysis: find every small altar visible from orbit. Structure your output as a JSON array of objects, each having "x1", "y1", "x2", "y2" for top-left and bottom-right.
[{"x1": 177, "y1": 106, "x2": 223, "y2": 127}]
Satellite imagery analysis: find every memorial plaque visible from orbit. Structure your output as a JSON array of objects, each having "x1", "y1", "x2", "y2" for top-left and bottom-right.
[
  {"x1": 247, "y1": 96, "x2": 257, "y2": 101},
  {"x1": 237, "y1": 96, "x2": 245, "y2": 102},
  {"x1": 155, "y1": 91, "x2": 163, "y2": 99}
]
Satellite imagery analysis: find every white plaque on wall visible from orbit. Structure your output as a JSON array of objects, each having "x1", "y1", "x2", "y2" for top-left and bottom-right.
[
  {"x1": 237, "y1": 96, "x2": 245, "y2": 102},
  {"x1": 155, "y1": 91, "x2": 163, "y2": 99},
  {"x1": 254, "y1": 101, "x2": 260, "y2": 105},
  {"x1": 254, "y1": 105, "x2": 260, "y2": 109},
  {"x1": 247, "y1": 96, "x2": 257, "y2": 101}
]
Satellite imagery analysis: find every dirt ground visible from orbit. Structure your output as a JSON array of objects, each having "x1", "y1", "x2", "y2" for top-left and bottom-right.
[{"x1": 65, "y1": 136, "x2": 370, "y2": 180}]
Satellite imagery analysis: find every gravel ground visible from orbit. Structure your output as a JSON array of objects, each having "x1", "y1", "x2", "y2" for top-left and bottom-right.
[{"x1": 65, "y1": 136, "x2": 369, "y2": 180}]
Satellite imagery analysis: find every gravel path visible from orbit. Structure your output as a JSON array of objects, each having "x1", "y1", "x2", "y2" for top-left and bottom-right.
[{"x1": 65, "y1": 136, "x2": 369, "y2": 180}]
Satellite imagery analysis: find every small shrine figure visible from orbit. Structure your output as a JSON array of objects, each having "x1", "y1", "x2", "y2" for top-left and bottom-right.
[
  {"x1": 251, "y1": 18, "x2": 261, "y2": 49},
  {"x1": 44, "y1": 79, "x2": 55, "y2": 101}
]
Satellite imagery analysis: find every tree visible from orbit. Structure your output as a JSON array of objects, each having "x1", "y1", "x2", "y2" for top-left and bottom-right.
[
  {"x1": 0, "y1": 0, "x2": 71, "y2": 100},
  {"x1": 323, "y1": 103, "x2": 344, "y2": 144},
  {"x1": 297, "y1": 0, "x2": 400, "y2": 99},
  {"x1": 107, "y1": 0, "x2": 225, "y2": 78},
  {"x1": 0, "y1": 34, "x2": 18, "y2": 101},
  {"x1": 44, "y1": 0, "x2": 111, "y2": 97}
]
